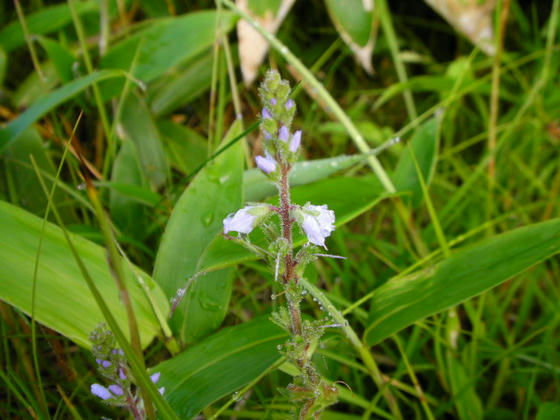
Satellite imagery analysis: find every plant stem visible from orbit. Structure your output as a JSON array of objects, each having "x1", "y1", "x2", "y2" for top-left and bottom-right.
[
  {"x1": 220, "y1": 0, "x2": 396, "y2": 194},
  {"x1": 279, "y1": 162, "x2": 302, "y2": 337}
]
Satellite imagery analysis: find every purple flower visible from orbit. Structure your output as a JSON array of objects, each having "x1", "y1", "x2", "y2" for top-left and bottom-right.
[
  {"x1": 285, "y1": 99, "x2": 294, "y2": 110},
  {"x1": 224, "y1": 208, "x2": 256, "y2": 234},
  {"x1": 270, "y1": 98, "x2": 277, "y2": 106},
  {"x1": 119, "y1": 368, "x2": 126, "y2": 380},
  {"x1": 290, "y1": 130, "x2": 301, "y2": 153},
  {"x1": 278, "y1": 125, "x2": 289, "y2": 142},
  {"x1": 150, "y1": 372, "x2": 161, "y2": 384},
  {"x1": 224, "y1": 205, "x2": 270, "y2": 235},
  {"x1": 158, "y1": 387, "x2": 165, "y2": 395},
  {"x1": 91, "y1": 384, "x2": 112, "y2": 400},
  {"x1": 264, "y1": 131, "x2": 272, "y2": 141},
  {"x1": 299, "y1": 204, "x2": 336, "y2": 248},
  {"x1": 262, "y1": 108, "x2": 272, "y2": 120},
  {"x1": 108, "y1": 384, "x2": 124, "y2": 396},
  {"x1": 256, "y1": 153, "x2": 277, "y2": 174}
]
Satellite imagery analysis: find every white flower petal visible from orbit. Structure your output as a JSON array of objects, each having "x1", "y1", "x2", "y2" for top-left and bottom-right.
[{"x1": 223, "y1": 207, "x2": 257, "y2": 234}]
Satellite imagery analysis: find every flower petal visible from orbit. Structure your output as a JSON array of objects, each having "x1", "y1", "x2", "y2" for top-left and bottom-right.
[
  {"x1": 290, "y1": 130, "x2": 301, "y2": 153},
  {"x1": 223, "y1": 207, "x2": 257, "y2": 234},
  {"x1": 108, "y1": 384, "x2": 124, "y2": 396},
  {"x1": 278, "y1": 125, "x2": 290, "y2": 142},
  {"x1": 150, "y1": 372, "x2": 161, "y2": 384},
  {"x1": 91, "y1": 384, "x2": 112, "y2": 400},
  {"x1": 256, "y1": 155, "x2": 277, "y2": 174}
]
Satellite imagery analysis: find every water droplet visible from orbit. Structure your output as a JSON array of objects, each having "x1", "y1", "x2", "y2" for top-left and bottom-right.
[
  {"x1": 271, "y1": 294, "x2": 276, "y2": 300},
  {"x1": 219, "y1": 175, "x2": 230, "y2": 184},
  {"x1": 201, "y1": 212, "x2": 213, "y2": 226},
  {"x1": 232, "y1": 391, "x2": 240, "y2": 401},
  {"x1": 280, "y1": 46, "x2": 288, "y2": 54},
  {"x1": 277, "y1": 345, "x2": 282, "y2": 350},
  {"x1": 77, "y1": 183, "x2": 86, "y2": 190}
]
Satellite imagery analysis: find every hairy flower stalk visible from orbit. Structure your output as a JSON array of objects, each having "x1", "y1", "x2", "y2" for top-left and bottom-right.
[{"x1": 223, "y1": 70, "x2": 338, "y2": 418}]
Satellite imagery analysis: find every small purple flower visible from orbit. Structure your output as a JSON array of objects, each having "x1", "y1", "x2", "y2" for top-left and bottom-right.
[
  {"x1": 119, "y1": 368, "x2": 126, "y2": 380},
  {"x1": 91, "y1": 384, "x2": 112, "y2": 400},
  {"x1": 270, "y1": 98, "x2": 277, "y2": 106},
  {"x1": 158, "y1": 387, "x2": 165, "y2": 395},
  {"x1": 150, "y1": 372, "x2": 161, "y2": 384},
  {"x1": 224, "y1": 207, "x2": 258, "y2": 234},
  {"x1": 264, "y1": 131, "x2": 272, "y2": 141},
  {"x1": 224, "y1": 205, "x2": 270, "y2": 235},
  {"x1": 285, "y1": 99, "x2": 294, "y2": 110},
  {"x1": 102, "y1": 360, "x2": 112, "y2": 368},
  {"x1": 278, "y1": 125, "x2": 290, "y2": 143},
  {"x1": 108, "y1": 384, "x2": 124, "y2": 396},
  {"x1": 290, "y1": 130, "x2": 301, "y2": 153},
  {"x1": 262, "y1": 108, "x2": 272, "y2": 120},
  {"x1": 256, "y1": 153, "x2": 277, "y2": 174},
  {"x1": 299, "y1": 204, "x2": 336, "y2": 248}
]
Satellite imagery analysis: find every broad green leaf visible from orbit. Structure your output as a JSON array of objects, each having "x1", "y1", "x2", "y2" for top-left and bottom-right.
[
  {"x1": 0, "y1": 70, "x2": 128, "y2": 153},
  {"x1": 153, "y1": 121, "x2": 244, "y2": 344},
  {"x1": 199, "y1": 174, "x2": 387, "y2": 273},
  {"x1": 365, "y1": 219, "x2": 560, "y2": 345},
  {"x1": 99, "y1": 11, "x2": 236, "y2": 98},
  {"x1": 324, "y1": 0, "x2": 375, "y2": 73},
  {"x1": 36, "y1": 36, "x2": 75, "y2": 83},
  {"x1": 536, "y1": 403, "x2": 560, "y2": 420},
  {"x1": 0, "y1": 201, "x2": 169, "y2": 348},
  {"x1": 244, "y1": 153, "x2": 368, "y2": 202},
  {"x1": 148, "y1": 51, "x2": 214, "y2": 116},
  {"x1": 119, "y1": 92, "x2": 168, "y2": 190},
  {"x1": 392, "y1": 116, "x2": 440, "y2": 208},
  {"x1": 158, "y1": 120, "x2": 207, "y2": 174},
  {"x1": 109, "y1": 140, "x2": 149, "y2": 240},
  {"x1": 155, "y1": 317, "x2": 287, "y2": 419},
  {"x1": 0, "y1": 1, "x2": 98, "y2": 52}
]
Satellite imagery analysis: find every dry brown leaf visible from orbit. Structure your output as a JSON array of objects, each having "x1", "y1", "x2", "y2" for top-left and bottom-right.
[
  {"x1": 236, "y1": 0, "x2": 296, "y2": 85},
  {"x1": 424, "y1": 0, "x2": 496, "y2": 55}
]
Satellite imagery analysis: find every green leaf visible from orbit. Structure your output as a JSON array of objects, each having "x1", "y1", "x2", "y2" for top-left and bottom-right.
[
  {"x1": 155, "y1": 317, "x2": 287, "y2": 419},
  {"x1": 0, "y1": 46, "x2": 6, "y2": 85},
  {"x1": 153, "y1": 121, "x2": 244, "y2": 344},
  {"x1": 325, "y1": 0, "x2": 373, "y2": 46},
  {"x1": 0, "y1": 69, "x2": 128, "y2": 153},
  {"x1": 244, "y1": 153, "x2": 367, "y2": 202},
  {"x1": 109, "y1": 140, "x2": 150, "y2": 240},
  {"x1": 447, "y1": 355, "x2": 483, "y2": 420},
  {"x1": 199, "y1": 174, "x2": 387, "y2": 273},
  {"x1": 324, "y1": 0, "x2": 375, "y2": 72},
  {"x1": 0, "y1": 1, "x2": 98, "y2": 52},
  {"x1": 536, "y1": 402, "x2": 560, "y2": 420},
  {"x1": 119, "y1": 92, "x2": 168, "y2": 190},
  {"x1": 158, "y1": 120, "x2": 207, "y2": 174},
  {"x1": 36, "y1": 36, "x2": 75, "y2": 83},
  {"x1": 392, "y1": 116, "x2": 440, "y2": 207},
  {"x1": 148, "y1": 51, "x2": 214, "y2": 116},
  {"x1": 0, "y1": 200, "x2": 169, "y2": 348},
  {"x1": 247, "y1": 0, "x2": 282, "y2": 17},
  {"x1": 364, "y1": 219, "x2": 560, "y2": 345},
  {"x1": 99, "y1": 11, "x2": 237, "y2": 98}
]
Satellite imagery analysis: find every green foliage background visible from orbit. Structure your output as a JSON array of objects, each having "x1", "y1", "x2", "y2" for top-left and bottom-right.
[{"x1": 0, "y1": 0, "x2": 559, "y2": 419}]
